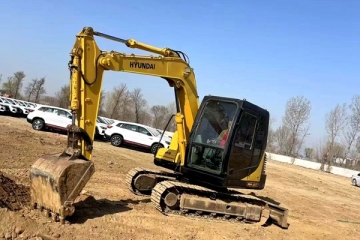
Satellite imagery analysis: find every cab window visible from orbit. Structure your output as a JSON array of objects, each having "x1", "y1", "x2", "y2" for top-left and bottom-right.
[
  {"x1": 234, "y1": 112, "x2": 257, "y2": 150},
  {"x1": 188, "y1": 99, "x2": 238, "y2": 174},
  {"x1": 193, "y1": 100, "x2": 237, "y2": 145}
]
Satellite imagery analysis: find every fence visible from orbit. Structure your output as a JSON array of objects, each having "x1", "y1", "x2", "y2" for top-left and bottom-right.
[{"x1": 266, "y1": 152, "x2": 358, "y2": 178}]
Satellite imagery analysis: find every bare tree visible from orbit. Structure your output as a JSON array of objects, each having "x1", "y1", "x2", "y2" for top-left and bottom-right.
[
  {"x1": 130, "y1": 88, "x2": 147, "y2": 123},
  {"x1": 343, "y1": 95, "x2": 360, "y2": 160},
  {"x1": 2, "y1": 71, "x2": 26, "y2": 98},
  {"x1": 149, "y1": 102, "x2": 178, "y2": 131},
  {"x1": 167, "y1": 102, "x2": 177, "y2": 130},
  {"x1": 33, "y1": 77, "x2": 46, "y2": 103},
  {"x1": 104, "y1": 83, "x2": 128, "y2": 119},
  {"x1": 357, "y1": 137, "x2": 360, "y2": 153},
  {"x1": 98, "y1": 91, "x2": 106, "y2": 116},
  {"x1": 266, "y1": 117, "x2": 277, "y2": 152},
  {"x1": 141, "y1": 111, "x2": 153, "y2": 126},
  {"x1": 120, "y1": 91, "x2": 133, "y2": 121},
  {"x1": 151, "y1": 105, "x2": 170, "y2": 129},
  {"x1": 2, "y1": 77, "x2": 15, "y2": 97},
  {"x1": 323, "y1": 103, "x2": 348, "y2": 166},
  {"x1": 304, "y1": 148, "x2": 314, "y2": 159},
  {"x1": 282, "y1": 96, "x2": 312, "y2": 157},
  {"x1": 55, "y1": 84, "x2": 70, "y2": 108},
  {"x1": 12, "y1": 71, "x2": 26, "y2": 99},
  {"x1": 314, "y1": 139, "x2": 326, "y2": 163},
  {"x1": 24, "y1": 79, "x2": 37, "y2": 101},
  {"x1": 41, "y1": 95, "x2": 58, "y2": 106},
  {"x1": 274, "y1": 125, "x2": 291, "y2": 155}
]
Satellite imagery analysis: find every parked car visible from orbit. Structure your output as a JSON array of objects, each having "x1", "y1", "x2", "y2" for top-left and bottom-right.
[
  {"x1": 0, "y1": 97, "x2": 34, "y2": 115},
  {"x1": 13, "y1": 99, "x2": 37, "y2": 112},
  {"x1": 156, "y1": 129, "x2": 174, "y2": 139},
  {"x1": 27, "y1": 105, "x2": 105, "y2": 138},
  {"x1": 95, "y1": 116, "x2": 109, "y2": 138},
  {"x1": 98, "y1": 116, "x2": 114, "y2": 125},
  {"x1": 351, "y1": 173, "x2": 360, "y2": 187},
  {"x1": 0, "y1": 97, "x2": 22, "y2": 114},
  {"x1": 27, "y1": 105, "x2": 74, "y2": 132},
  {"x1": 104, "y1": 121, "x2": 171, "y2": 154}
]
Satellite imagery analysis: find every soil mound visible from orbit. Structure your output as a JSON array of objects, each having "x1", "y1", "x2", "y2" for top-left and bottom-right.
[{"x1": 0, "y1": 171, "x2": 30, "y2": 210}]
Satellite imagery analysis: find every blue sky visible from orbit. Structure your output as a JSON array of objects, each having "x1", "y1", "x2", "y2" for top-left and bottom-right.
[{"x1": 0, "y1": 0, "x2": 359, "y2": 150}]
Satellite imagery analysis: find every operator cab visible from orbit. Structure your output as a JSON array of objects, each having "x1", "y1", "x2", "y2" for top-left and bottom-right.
[{"x1": 184, "y1": 95, "x2": 269, "y2": 189}]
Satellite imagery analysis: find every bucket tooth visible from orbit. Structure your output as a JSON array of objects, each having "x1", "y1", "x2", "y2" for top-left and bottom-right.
[{"x1": 30, "y1": 153, "x2": 95, "y2": 220}]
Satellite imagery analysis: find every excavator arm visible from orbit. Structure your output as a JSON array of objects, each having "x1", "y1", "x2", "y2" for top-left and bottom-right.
[
  {"x1": 29, "y1": 27, "x2": 200, "y2": 222},
  {"x1": 67, "y1": 27, "x2": 199, "y2": 165}
]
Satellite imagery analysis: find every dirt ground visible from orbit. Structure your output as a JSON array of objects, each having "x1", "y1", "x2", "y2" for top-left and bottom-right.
[{"x1": 0, "y1": 115, "x2": 359, "y2": 240}]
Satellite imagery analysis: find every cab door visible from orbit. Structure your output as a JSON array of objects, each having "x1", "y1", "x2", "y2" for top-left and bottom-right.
[{"x1": 227, "y1": 109, "x2": 260, "y2": 186}]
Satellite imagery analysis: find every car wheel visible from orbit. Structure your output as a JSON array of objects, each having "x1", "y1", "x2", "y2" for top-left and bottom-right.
[
  {"x1": 32, "y1": 119, "x2": 45, "y2": 131},
  {"x1": 151, "y1": 143, "x2": 164, "y2": 155},
  {"x1": 110, "y1": 134, "x2": 123, "y2": 147},
  {"x1": 353, "y1": 179, "x2": 357, "y2": 186}
]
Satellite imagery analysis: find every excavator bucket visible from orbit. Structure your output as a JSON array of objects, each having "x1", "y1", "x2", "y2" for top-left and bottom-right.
[{"x1": 30, "y1": 153, "x2": 95, "y2": 222}]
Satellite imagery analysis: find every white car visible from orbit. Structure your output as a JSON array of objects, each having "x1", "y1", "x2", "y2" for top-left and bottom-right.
[
  {"x1": 99, "y1": 116, "x2": 114, "y2": 125},
  {"x1": 0, "y1": 97, "x2": 21, "y2": 114},
  {"x1": 104, "y1": 121, "x2": 171, "y2": 154},
  {"x1": 156, "y1": 129, "x2": 174, "y2": 139},
  {"x1": 0, "y1": 97, "x2": 31, "y2": 115},
  {"x1": 95, "y1": 116, "x2": 109, "y2": 138},
  {"x1": 351, "y1": 173, "x2": 360, "y2": 187},
  {"x1": 27, "y1": 105, "x2": 74, "y2": 132},
  {"x1": 27, "y1": 106, "x2": 106, "y2": 137}
]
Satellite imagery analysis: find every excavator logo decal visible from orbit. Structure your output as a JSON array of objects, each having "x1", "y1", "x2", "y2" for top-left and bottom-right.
[{"x1": 130, "y1": 62, "x2": 155, "y2": 70}]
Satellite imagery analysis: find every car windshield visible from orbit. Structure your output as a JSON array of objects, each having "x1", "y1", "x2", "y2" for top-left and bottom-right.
[
  {"x1": 6, "y1": 99, "x2": 16, "y2": 105},
  {"x1": 15, "y1": 101, "x2": 25, "y2": 106},
  {"x1": 148, "y1": 127, "x2": 160, "y2": 137},
  {"x1": 97, "y1": 117, "x2": 105, "y2": 124},
  {"x1": 103, "y1": 119, "x2": 111, "y2": 124}
]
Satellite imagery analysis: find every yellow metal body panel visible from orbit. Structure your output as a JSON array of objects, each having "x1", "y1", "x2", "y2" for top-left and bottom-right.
[{"x1": 243, "y1": 152, "x2": 265, "y2": 182}]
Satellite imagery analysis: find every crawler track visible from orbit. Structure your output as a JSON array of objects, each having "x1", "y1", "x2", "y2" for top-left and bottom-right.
[
  {"x1": 126, "y1": 168, "x2": 289, "y2": 228},
  {"x1": 125, "y1": 167, "x2": 177, "y2": 196},
  {"x1": 151, "y1": 181, "x2": 269, "y2": 226}
]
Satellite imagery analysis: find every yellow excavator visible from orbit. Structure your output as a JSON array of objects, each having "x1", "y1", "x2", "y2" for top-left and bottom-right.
[{"x1": 29, "y1": 27, "x2": 289, "y2": 228}]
